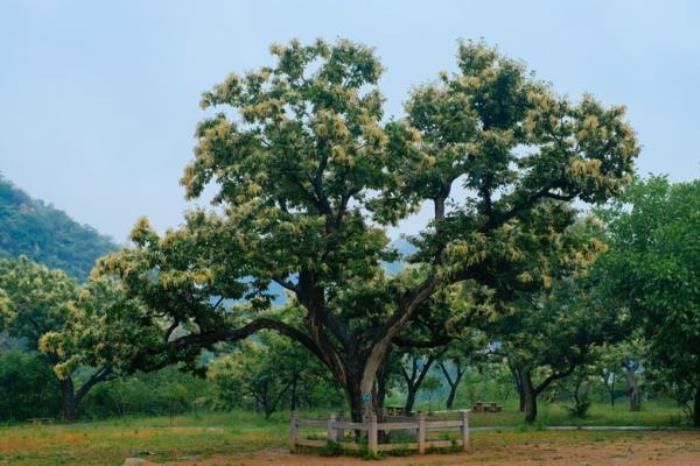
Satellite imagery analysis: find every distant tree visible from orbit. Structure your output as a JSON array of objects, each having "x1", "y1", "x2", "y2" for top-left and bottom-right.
[
  {"x1": 80, "y1": 367, "x2": 210, "y2": 418},
  {"x1": 555, "y1": 364, "x2": 596, "y2": 418},
  {"x1": 492, "y1": 220, "x2": 630, "y2": 422},
  {"x1": 209, "y1": 331, "x2": 340, "y2": 417},
  {"x1": 596, "y1": 177, "x2": 700, "y2": 425},
  {"x1": 619, "y1": 339, "x2": 647, "y2": 412},
  {"x1": 590, "y1": 344, "x2": 623, "y2": 408},
  {"x1": 40, "y1": 276, "x2": 158, "y2": 419},
  {"x1": 399, "y1": 349, "x2": 446, "y2": 414},
  {"x1": 98, "y1": 38, "x2": 638, "y2": 421},
  {"x1": 437, "y1": 331, "x2": 487, "y2": 410},
  {"x1": 0, "y1": 257, "x2": 148, "y2": 419}
]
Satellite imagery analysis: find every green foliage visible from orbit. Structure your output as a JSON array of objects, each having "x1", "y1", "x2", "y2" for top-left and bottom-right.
[
  {"x1": 596, "y1": 176, "x2": 700, "y2": 424},
  {"x1": 0, "y1": 176, "x2": 117, "y2": 281},
  {"x1": 0, "y1": 256, "x2": 80, "y2": 348},
  {"x1": 0, "y1": 256, "x2": 154, "y2": 418},
  {"x1": 566, "y1": 398, "x2": 592, "y2": 418},
  {"x1": 0, "y1": 350, "x2": 61, "y2": 420},
  {"x1": 209, "y1": 332, "x2": 342, "y2": 417},
  {"x1": 96, "y1": 38, "x2": 638, "y2": 420},
  {"x1": 321, "y1": 440, "x2": 344, "y2": 456},
  {"x1": 81, "y1": 367, "x2": 211, "y2": 419}
]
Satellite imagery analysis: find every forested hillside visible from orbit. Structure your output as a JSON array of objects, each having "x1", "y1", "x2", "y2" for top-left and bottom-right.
[{"x1": 0, "y1": 175, "x2": 117, "y2": 280}]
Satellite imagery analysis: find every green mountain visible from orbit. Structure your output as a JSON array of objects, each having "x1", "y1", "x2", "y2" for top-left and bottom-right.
[{"x1": 0, "y1": 175, "x2": 118, "y2": 280}]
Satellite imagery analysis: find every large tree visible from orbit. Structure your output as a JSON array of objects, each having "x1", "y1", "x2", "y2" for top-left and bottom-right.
[
  {"x1": 98, "y1": 39, "x2": 638, "y2": 421},
  {"x1": 596, "y1": 177, "x2": 700, "y2": 425}
]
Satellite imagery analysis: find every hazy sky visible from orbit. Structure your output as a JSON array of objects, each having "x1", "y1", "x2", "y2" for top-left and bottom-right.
[{"x1": 1, "y1": 1, "x2": 698, "y2": 243}]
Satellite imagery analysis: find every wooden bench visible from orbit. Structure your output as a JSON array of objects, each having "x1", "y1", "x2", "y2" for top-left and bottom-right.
[{"x1": 471, "y1": 401, "x2": 502, "y2": 413}]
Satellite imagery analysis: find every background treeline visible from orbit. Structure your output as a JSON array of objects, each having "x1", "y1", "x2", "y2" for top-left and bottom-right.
[{"x1": 0, "y1": 174, "x2": 698, "y2": 424}]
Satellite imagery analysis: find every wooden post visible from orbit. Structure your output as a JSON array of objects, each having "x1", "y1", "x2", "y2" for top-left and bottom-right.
[
  {"x1": 289, "y1": 411, "x2": 298, "y2": 452},
  {"x1": 460, "y1": 409, "x2": 470, "y2": 452},
  {"x1": 368, "y1": 412, "x2": 378, "y2": 454},
  {"x1": 417, "y1": 411, "x2": 426, "y2": 454},
  {"x1": 335, "y1": 411, "x2": 345, "y2": 441},
  {"x1": 327, "y1": 413, "x2": 337, "y2": 442}
]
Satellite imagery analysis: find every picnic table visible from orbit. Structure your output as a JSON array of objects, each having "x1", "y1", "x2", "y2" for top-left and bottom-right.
[
  {"x1": 472, "y1": 401, "x2": 502, "y2": 412},
  {"x1": 384, "y1": 405, "x2": 406, "y2": 416},
  {"x1": 27, "y1": 417, "x2": 55, "y2": 425}
]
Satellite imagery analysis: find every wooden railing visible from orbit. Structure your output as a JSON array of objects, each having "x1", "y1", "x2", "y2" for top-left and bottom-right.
[{"x1": 289, "y1": 410, "x2": 470, "y2": 455}]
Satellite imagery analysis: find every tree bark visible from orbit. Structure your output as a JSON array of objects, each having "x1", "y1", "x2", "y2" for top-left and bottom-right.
[
  {"x1": 60, "y1": 378, "x2": 78, "y2": 421},
  {"x1": 693, "y1": 388, "x2": 700, "y2": 428},
  {"x1": 521, "y1": 370, "x2": 537, "y2": 424},
  {"x1": 401, "y1": 354, "x2": 438, "y2": 414},
  {"x1": 446, "y1": 382, "x2": 458, "y2": 410},
  {"x1": 344, "y1": 377, "x2": 365, "y2": 422},
  {"x1": 439, "y1": 361, "x2": 465, "y2": 410},
  {"x1": 404, "y1": 388, "x2": 418, "y2": 414},
  {"x1": 376, "y1": 359, "x2": 390, "y2": 410},
  {"x1": 510, "y1": 364, "x2": 525, "y2": 412}
]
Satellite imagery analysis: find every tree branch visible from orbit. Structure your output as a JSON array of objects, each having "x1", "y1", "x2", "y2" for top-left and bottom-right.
[
  {"x1": 534, "y1": 362, "x2": 577, "y2": 395},
  {"x1": 132, "y1": 318, "x2": 324, "y2": 372}
]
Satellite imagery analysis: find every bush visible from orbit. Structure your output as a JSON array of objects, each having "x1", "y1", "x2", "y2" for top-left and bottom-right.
[{"x1": 0, "y1": 350, "x2": 61, "y2": 420}]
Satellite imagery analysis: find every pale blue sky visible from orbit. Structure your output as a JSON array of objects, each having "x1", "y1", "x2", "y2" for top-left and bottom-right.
[{"x1": 1, "y1": 0, "x2": 698, "y2": 243}]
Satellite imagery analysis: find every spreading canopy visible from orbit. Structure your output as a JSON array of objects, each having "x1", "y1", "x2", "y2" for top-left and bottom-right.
[{"x1": 98, "y1": 38, "x2": 638, "y2": 419}]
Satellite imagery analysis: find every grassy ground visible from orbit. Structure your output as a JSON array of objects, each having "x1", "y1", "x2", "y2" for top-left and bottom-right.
[
  {"x1": 462, "y1": 399, "x2": 689, "y2": 428},
  {"x1": 0, "y1": 402, "x2": 693, "y2": 466}
]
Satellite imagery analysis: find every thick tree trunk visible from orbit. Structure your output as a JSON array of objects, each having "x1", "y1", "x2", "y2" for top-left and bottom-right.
[
  {"x1": 693, "y1": 388, "x2": 700, "y2": 428},
  {"x1": 60, "y1": 378, "x2": 78, "y2": 421},
  {"x1": 521, "y1": 370, "x2": 538, "y2": 423},
  {"x1": 376, "y1": 373, "x2": 388, "y2": 410},
  {"x1": 344, "y1": 378, "x2": 365, "y2": 422},
  {"x1": 375, "y1": 348, "x2": 393, "y2": 411},
  {"x1": 510, "y1": 363, "x2": 526, "y2": 412}
]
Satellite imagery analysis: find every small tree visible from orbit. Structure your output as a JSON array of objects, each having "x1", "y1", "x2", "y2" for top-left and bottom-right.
[
  {"x1": 492, "y1": 222, "x2": 630, "y2": 423},
  {"x1": 559, "y1": 365, "x2": 593, "y2": 418},
  {"x1": 209, "y1": 331, "x2": 339, "y2": 417},
  {"x1": 399, "y1": 349, "x2": 446, "y2": 414},
  {"x1": 0, "y1": 257, "x2": 149, "y2": 419}
]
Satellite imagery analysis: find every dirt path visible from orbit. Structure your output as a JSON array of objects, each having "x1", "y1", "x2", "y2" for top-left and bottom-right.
[{"x1": 163, "y1": 431, "x2": 700, "y2": 466}]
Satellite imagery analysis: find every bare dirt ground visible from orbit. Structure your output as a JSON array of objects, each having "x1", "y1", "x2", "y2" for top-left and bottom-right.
[{"x1": 161, "y1": 431, "x2": 700, "y2": 466}]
